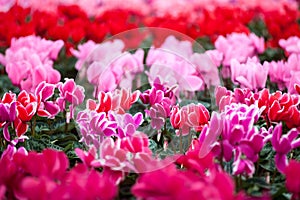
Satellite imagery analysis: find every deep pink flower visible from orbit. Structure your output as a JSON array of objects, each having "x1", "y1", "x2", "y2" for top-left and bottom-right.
[
  {"x1": 271, "y1": 123, "x2": 300, "y2": 173},
  {"x1": 132, "y1": 163, "x2": 241, "y2": 200},
  {"x1": 285, "y1": 160, "x2": 300, "y2": 200}
]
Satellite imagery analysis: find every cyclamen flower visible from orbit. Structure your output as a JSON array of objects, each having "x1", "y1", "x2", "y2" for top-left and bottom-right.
[
  {"x1": 0, "y1": 93, "x2": 16, "y2": 141},
  {"x1": 288, "y1": 71, "x2": 300, "y2": 94},
  {"x1": 215, "y1": 86, "x2": 253, "y2": 111},
  {"x1": 231, "y1": 57, "x2": 268, "y2": 91},
  {"x1": 109, "y1": 112, "x2": 143, "y2": 138},
  {"x1": 266, "y1": 92, "x2": 300, "y2": 128},
  {"x1": 146, "y1": 103, "x2": 169, "y2": 130},
  {"x1": 57, "y1": 78, "x2": 85, "y2": 108},
  {"x1": 0, "y1": 148, "x2": 118, "y2": 200},
  {"x1": 271, "y1": 123, "x2": 300, "y2": 173},
  {"x1": 76, "y1": 110, "x2": 117, "y2": 148},
  {"x1": 213, "y1": 103, "x2": 264, "y2": 176},
  {"x1": 263, "y1": 53, "x2": 300, "y2": 90},
  {"x1": 285, "y1": 160, "x2": 300, "y2": 200},
  {"x1": 35, "y1": 81, "x2": 60, "y2": 119},
  {"x1": 170, "y1": 103, "x2": 210, "y2": 135},
  {"x1": 111, "y1": 88, "x2": 140, "y2": 114},
  {"x1": 88, "y1": 88, "x2": 140, "y2": 114},
  {"x1": 146, "y1": 35, "x2": 220, "y2": 91},
  {"x1": 1, "y1": 35, "x2": 63, "y2": 92},
  {"x1": 79, "y1": 39, "x2": 144, "y2": 92},
  {"x1": 279, "y1": 36, "x2": 300, "y2": 55},
  {"x1": 131, "y1": 163, "x2": 242, "y2": 200},
  {"x1": 70, "y1": 40, "x2": 97, "y2": 70},
  {"x1": 215, "y1": 32, "x2": 265, "y2": 66},
  {"x1": 56, "y1": 78, "x2": 85, "y2": 121},
  {"x1": 90, "y1": 132, "x2": 154, "y2": 173}
]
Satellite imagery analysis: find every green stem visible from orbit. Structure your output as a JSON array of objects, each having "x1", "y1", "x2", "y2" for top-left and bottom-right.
[
  {"x1": 179, "y1": 129, "x2": 183, "y2": 154},
  {"x1": 31, "y1": 116, "x2": 36, "y2": 137},
  {"x1": 64, "y1": 110, "x2": 68, "y2": 133}
]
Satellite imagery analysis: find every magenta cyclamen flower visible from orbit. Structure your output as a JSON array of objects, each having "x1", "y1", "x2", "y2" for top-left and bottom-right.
[
  {"x1": 271, "y1": 123, "x2": 300, "y2": 173},
  {"x1": 1, "y1": 35, "x2": 63, "y2": 92},
  {"x1": 215, "y1": 103, "x2": 264, "y2": 176},
  {"x1": 231, "y1": 57, "x2": 268, "y2": 91}
]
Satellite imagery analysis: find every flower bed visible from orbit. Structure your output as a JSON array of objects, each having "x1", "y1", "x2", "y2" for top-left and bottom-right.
[{"x1": 0, "y1": 1, "x2": 300, "y2": 199}]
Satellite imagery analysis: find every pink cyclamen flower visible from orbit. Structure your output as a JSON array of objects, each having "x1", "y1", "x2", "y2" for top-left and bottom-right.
[
  {"x1": 231, "y1": 57, "x2": 268, "y2": 91},
  {"x1": 91, "y1": 132, "x2": 153, "y2": 173},
  {"x1": 76, "y1": 110, "x2": 117, "y2": 148},
  {"x1": 109, "y1": 112, "x2": 143, "y2": 138},
  {"x1": 111, "y1": 88, "x2": 140, "y2": 114},
  {"x1": 215, "y1": 32, "x2": 265, "y2": 66},
  {"x1": 288, "y1": 71, "x2": 300, "y2": 94},
  {"x1": 57, "y1": 78, "x2": 85, "y2": 109},
  {"x1": 146, "y1": 103, "x2": 169, "y2": 130},
  {"x1": 2, "y1": 36, "x2": 63, "y2": 92},
  {"x1": 35, "y1": 81, "x2": 60, "y2": 119},
  {"x1": 170, "y1": 103, "x2": 210, "y2": 135},
  {"x1": 285, "y1": 160, "x2": 300, "y2": 200},
  {"x1": 271, "y1": 123, "x2": 300, "y2": 173},
  {"x1": 264, "y1": 53, "x2": 300, "y2": 90},
  {"x1": 279, "y1": 36, "x2": 300, "y2": 55},
  {"x1": 70, "y1": 40, "x2": 97, "y2": 70}
]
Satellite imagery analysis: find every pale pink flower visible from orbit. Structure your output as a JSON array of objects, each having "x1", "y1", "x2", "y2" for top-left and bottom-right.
[
  {"x1": 288, "y1": 71, "x2": 300, "y2": 94},
  {"x1": 264, "y1": 53, "x2": 300, "y2": 90},
  {"x1": 215, "y1": 32, "x2": 265, "y2": 66},
  {"x1": 70, "y1": 40, "x2": 96, "y2": 70},
  {"x1": 279, "y1": 36, "x2": 300, "y2": 55},
  {"x1": 231, "y1": 57, "x2": 268, "y2": 91}
]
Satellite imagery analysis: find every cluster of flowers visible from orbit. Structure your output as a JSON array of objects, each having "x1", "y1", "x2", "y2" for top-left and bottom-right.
[
  {"x1": 0, "y1": 0, "x2": 299, "y2": 52},
  {"x1": 0, "y1": 79, "x2": 84, "y2": 143},
  {"x1": 72, "y1": 35, "x2": 220, "y2": 96},
  {"x1": 0, "y1": 0, "x2": 300, "y2": 198},
  {"x1": 0, "y1": 146, "x2": 117, "y2": 199}
]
